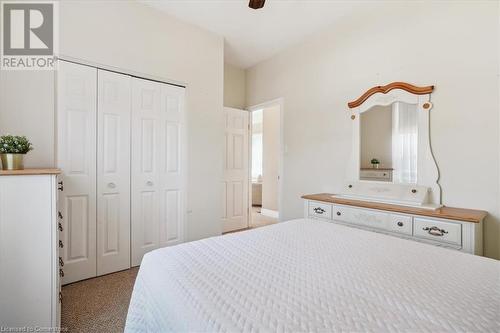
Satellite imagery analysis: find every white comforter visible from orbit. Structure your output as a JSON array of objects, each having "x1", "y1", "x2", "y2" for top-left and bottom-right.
[{"x1": 125, "y1": 219, "x2": 499, "y2": 332}]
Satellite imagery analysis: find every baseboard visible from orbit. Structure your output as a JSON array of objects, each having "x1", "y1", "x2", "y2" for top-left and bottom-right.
[{"x1": 260, "y1": 208, "x2": 279, "y2": 219}]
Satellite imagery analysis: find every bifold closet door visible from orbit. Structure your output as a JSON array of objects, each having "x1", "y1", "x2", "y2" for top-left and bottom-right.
[
  {"x1": 57, "y1": 61, "x2": 97, "y2": 284},
  {"x1": 131, "y1": 79, "x2": 185, "y2": 266},
  {"x1": 96, "y1": 70, "x2": 131, "y2": 275}
]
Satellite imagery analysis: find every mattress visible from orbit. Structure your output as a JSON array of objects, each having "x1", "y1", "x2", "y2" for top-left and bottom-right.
[{"x1": 125, "y1": 219, "x2": 499, "y2": 332}]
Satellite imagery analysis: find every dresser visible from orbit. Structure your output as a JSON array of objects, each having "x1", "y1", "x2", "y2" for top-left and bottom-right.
[
  {"x1": 303, "y1": 193, "x2": 487, "y2": 255},
  {"x1": 0, "y1": 169, "x2": 62, "y2": 329}
]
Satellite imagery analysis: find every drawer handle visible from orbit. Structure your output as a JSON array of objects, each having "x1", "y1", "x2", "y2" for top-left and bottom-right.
[
  {"x1": 58, "y1": 222, "x2": 63, "y2": 232},
  {"x1": 423, "y1": 226, "x2": 448, "y2": 236},
  {"x1": 108, "y1": 182, "x2": 116, "y2": 189},
  {"x1": 397, "y1": 221, "x2": 404, "y2": 227},
  {"x1": 59, "y1": 240, "x2": 64, "y2": 248},
  {"x1": 146, "y1": 181, "x2": 154, "y2": 186},
  {"x1": 313, "y1": 207, "x2": 325, "y2": 214},
  {"x1": 59, "y1": 257, "x2": 64, "y2": 267},
  {"x1": 58, "y1": 211, "x2": 63, "y2": 219},
  {"x1": 336, "y1": 211, "x2": 341, "y2": 216}
]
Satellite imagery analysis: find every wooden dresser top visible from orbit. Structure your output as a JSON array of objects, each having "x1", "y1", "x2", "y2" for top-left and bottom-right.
[
  {"x1": 302, "y1": 193, "x2": 488, "y2": 223},
  {"x1": 0, "y1": 168, "x2": 61, "y2": 176}
]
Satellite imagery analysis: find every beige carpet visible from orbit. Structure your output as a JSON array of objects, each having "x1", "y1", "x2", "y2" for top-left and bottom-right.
[
  {"x1": 61, "y1": 267, "x2": 139, "y2": 333},
  {"x1": 250, "y1": 206, "x2": 278, "y2": 228}
]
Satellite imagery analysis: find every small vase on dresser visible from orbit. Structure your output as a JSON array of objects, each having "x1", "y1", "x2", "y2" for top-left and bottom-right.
[{"x1": 0, "y1": 135, "x2": 34, "y2": 170}]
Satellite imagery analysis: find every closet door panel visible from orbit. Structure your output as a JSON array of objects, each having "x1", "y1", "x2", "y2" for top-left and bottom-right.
[
  {"x1": 57, "y1": 61, "x2": 97, "y2": 284},
  {"x1": 97, "y1": 70, "x2": 131, "y2": 276},
  {"x1": 159, "y1": 85, "x2": 185, "y2": 247},
  {"x1": 131, "y1": 78, "x2": 161, "y2": 266}
]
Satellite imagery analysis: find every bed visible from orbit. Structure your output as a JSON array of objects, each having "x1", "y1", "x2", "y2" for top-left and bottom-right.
[{"x1": 125, "y1": 219, "x2": 499, "y2": 332}]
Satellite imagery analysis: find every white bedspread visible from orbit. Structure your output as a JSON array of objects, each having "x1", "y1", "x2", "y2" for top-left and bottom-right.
[{"x1": 125, "y1": 219, "x2": 499, "y2": 332}]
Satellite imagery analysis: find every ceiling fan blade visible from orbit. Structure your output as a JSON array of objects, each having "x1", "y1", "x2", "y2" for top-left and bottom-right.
[{"x1": 249, "y1": 0, "x2": 265, "y2": 10}]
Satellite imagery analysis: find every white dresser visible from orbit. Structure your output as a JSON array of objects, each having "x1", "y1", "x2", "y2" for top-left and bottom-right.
[
  {"x1": 0, "y1": 169, "x2": 61, "y2": 329},
  {"x1": 303, "y1": 193, "x2": 486, "y2": 255}
]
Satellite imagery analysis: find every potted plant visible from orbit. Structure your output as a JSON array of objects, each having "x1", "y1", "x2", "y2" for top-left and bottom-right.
[
  {"x1": 0, "y1": 135, "x2": 33, "y2": 170},
  {"x1": 371, "y1": 158, "x2": 380, "y2": 169}
]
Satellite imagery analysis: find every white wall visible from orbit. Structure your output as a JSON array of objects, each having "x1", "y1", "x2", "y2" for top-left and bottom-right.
[
  {"x1": 224, "y1": 63, "x2": 246, "y2": 109},
  {"x1": 246, "y1": 2, "x2": 500, "y2": 259},
  {"x1": 0, "y1": 0, "x2": 225, "y2": 241},
  {"x1": 360, "y1": 105, "x2": 392, "y2": 169},
  {"x1": 262, "y1": 105, "x2": 280, "y2": 211}
]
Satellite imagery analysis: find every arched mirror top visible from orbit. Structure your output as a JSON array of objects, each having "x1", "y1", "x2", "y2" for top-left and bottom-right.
[{"x1": 348, "y1": 82, "x2": 434, "y2": 109}]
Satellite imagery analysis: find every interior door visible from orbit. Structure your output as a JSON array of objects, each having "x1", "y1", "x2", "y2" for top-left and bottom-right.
[
  {"x1": 57, "y1": 60, "x2": 97, "y2": 284},
  {"x1": 159, "y1": 84, "x2": 185, "y2": 247},
  {"x1": 131, "y1": 78, "x2": 161, "y2": 266},
  {"x1": 222, "y1": 107, "x2": 249, "y2": 233},
  {"x1": 96, "y1": 69, "x2": 131, "y2": 275}
]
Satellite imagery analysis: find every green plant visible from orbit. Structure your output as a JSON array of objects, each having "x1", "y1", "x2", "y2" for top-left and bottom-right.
[
  {"x1": 371, "y1": 158, "x2": 380, "y2": 165},
  {"x1": 0, "y1": 135, "x2": 33, "y2": 154}
]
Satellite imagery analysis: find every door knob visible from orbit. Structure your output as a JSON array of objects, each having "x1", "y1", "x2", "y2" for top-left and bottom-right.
[
  {"x1": 107, "y1": 182, "x2": 116, "y2": 189},
  {"x1": 146, "y1": 181, "x2": 154, "y2": 186}
]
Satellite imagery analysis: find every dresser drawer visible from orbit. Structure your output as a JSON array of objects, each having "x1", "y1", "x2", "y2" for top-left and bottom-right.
[
  {"x1": 308, "y1": 201, "x2": 332, "y2": 219},
  {"x1": 360, "y1": 170, "x2": 392, "y2": 181},
  {"x1": 413, "y1": 218, "x2": 462, "y2": 245},
  {"x1": 333, "y1": 205, "x2": 388, "y2": 230},
  {"x1": 387, "y1": 214, "x2": 413, "y2": 235}
]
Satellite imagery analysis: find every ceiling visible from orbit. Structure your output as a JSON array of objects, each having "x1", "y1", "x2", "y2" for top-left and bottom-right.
[{"x1": 142, "y1": 0, "x2": 366, "y2": 69}]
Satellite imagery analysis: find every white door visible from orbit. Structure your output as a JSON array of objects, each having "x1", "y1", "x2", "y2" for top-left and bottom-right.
[
  {"x1": 222, "y1": 108, "x2": 249, "y2": 233},
  {"x1": 159, "y1": 84, "x2": 185, "y2": 248},
  {"x1": 57, "y1": 61, "x2": 97, "y2": 284},
  {"x1": 131, "y1": 79, "x2": 186, "y2": 266},
  {"x1": 131, "y1": 78, "x2": 161, "y2": 266},
  {"x1": 96, "y1": 69, "x2": 131, "y2": 275}
]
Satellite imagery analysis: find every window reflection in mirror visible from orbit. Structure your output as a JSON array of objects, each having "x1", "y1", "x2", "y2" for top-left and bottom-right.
[{"x1": 360, "y1": 102, "x2": 418, "y2": 184}]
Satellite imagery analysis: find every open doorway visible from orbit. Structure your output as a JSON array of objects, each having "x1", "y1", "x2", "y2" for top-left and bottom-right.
[{"x1": 248, "y1": 100, "x2": 282, "y2": 228}]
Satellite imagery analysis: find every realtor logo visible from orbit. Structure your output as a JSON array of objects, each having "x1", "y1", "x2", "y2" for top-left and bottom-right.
[{"x1": 1, "y1": 1, "x2": 58, "y2": 70}]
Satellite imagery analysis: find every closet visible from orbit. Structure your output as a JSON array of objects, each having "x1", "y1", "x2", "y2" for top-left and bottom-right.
[{"x1": 57, "y1": 60, "x2": 185, "y2": 284}]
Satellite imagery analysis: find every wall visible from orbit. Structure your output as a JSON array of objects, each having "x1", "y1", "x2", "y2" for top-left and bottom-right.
[
  {"x1": 262, "y1": 105, "x2": 280, "y2": 212},
  {"x1": 246, "y1": 1, "x2": 500, "y2": 259},
  {"x1": 224, "y1": 63, "x2": 246, "y2": 109},
  {"x1": 360, "y1": 105, "x2": 392, "y2": 168},
  {"x1": 0, "y1": 0, "x2": 225, "y2": 241}
]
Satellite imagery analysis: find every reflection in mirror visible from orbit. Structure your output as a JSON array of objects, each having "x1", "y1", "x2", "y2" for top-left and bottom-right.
[{"x1": 360, "y1": 102, "x2": 418, "y2": 184}]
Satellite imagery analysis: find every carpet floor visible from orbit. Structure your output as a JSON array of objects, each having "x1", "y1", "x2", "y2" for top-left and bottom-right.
[{"x1": 61, "y1": 267, "x2": 139, "y2": 333}]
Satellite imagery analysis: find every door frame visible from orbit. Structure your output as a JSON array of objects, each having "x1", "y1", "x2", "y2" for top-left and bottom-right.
[{"x1": 247, "y1": 98, "x2": 284, "y2": 222}]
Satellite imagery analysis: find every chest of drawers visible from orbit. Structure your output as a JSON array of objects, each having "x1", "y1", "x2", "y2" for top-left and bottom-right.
[{"x1": 303, "y1": 194, "x2": 486, "y2": 255}]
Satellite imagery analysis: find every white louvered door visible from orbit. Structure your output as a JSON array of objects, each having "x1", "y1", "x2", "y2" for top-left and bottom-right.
[
  {"x1": 96, "y1": 70, "x2": 131, "y2": 275},
  {"x1": 57, "y1": 61, "x2": 97, "y2": 284}
]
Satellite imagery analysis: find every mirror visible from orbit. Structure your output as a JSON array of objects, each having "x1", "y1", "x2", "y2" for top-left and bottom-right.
[
  {"x1": 359, "y1": 102, "x2": 418, "y2": 184},
  {"x1": 344, "y1": 82, "x2": 440, "y2": 207}
]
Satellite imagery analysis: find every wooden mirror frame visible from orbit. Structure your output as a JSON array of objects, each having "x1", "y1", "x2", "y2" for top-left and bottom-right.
[{"x1": 343, "y1": 82, "x2": 441, "y2": 208}]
